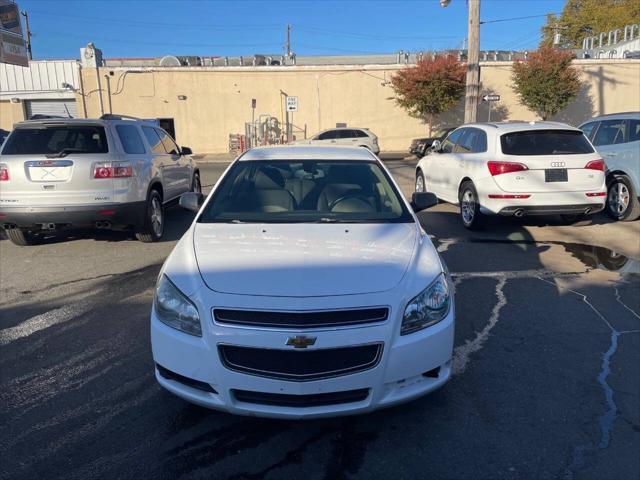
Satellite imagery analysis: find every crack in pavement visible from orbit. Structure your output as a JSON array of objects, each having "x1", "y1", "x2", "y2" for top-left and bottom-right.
[
  {"x1": 536, "y1": 277, "x2": 637, "y2": 479},
  {"x1": 452, "y1": 276, "x2": 507, "y2": 376},
  {"x1": 614, "y1": 287, "x2": 640, "y2": 320}
]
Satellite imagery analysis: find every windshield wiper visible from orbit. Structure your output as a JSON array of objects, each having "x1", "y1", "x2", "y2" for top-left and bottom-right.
[{"x1": 45, "y1": 148, "x2": 90, "y2": 158}]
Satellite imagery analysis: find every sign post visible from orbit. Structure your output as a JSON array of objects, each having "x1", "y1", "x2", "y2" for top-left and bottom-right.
[
  {"x1": 482, "y1": 94, "x2": 500, "y2": 122},
  {"x1": 285, "y1": 96, "x2": 298, "y2": 142},
  {"x1": 251, "y1": 98, "x2": 256, "y2": 123},
  {"x1": 285, "y1": 96, "x2": 298, "y2": 112},
  {"x1": 0, "y1": 1, "x2": 28, "y2": 67}
]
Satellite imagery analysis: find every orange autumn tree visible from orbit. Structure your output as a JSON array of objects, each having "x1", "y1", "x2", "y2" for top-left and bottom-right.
[
  {"x1": 512, "y1": 47, "x2": 581, "y2": 120},
  {"x1": 391, "y1": 55, "x2": 466, "y2": 134}
]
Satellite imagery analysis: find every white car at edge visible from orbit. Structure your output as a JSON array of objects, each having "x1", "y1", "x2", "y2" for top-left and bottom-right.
[
  {"x1": 415, "y1": 122, "x2": 607, "y2": 229},
  {"x1": 151, "y1": 145, "x2": 453, "y2": 419}
]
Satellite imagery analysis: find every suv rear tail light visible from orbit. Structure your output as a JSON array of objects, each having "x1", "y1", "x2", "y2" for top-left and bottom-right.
[
  {"x1": 585, "y1": 159, "x2": 605, "y2": 171},
  {"x1": 488, "y1": 194, "x2": 531, "y2": 199},
  {"x1": 93, "y1": 162, "x2": 132, "y2": 178},
  {"x1": 0, "y1": 164, "x2": 8, "y2": 181},
  {"x1": 487, "y1": 161, "x2": 528, "y2": 176}
]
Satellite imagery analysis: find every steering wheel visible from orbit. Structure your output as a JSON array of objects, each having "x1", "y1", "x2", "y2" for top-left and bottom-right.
[{"x1": 328, "y1": 193, "x2": 374, "y2": 212}]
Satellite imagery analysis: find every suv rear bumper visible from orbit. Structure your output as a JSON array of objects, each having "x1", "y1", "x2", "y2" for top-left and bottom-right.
[
  {"x1": 0, "y1": 202, "x2": 146, "y2": 229},
  {"x1": 496, "y1": 203, "x2": 604, "y2": 216}
]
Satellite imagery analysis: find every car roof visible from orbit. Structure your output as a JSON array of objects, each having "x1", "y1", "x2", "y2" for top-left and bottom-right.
[
  {"x1": 240, "y1": 145, "x2": 377, "y2": 161},
  {"x1": 14, "y1": 117, "x2": 158, "y2": 128},
  {"x1": 462, "y1": 121, "x2": 581, "y2": 133},
  {"x1": 582, "y1": 112, "x2": 640, "y2": 122},
  {"x1": 321, "y1": 127, "x2": 369, "y2": 131}
]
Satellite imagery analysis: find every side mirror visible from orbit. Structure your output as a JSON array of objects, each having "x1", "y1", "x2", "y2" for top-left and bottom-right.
[
  {"x1": 411, "y1": 192, "x2": 438, "y2": 212},
  {"x1": 179, "y1": 192, "x2": 204, "y2": 212},
  {"x1": 430, "y1": 140, "x2": 442, "y2": 152},
  {"x1": 181, "y1": 146, "x2": 193, "y2": 155}
]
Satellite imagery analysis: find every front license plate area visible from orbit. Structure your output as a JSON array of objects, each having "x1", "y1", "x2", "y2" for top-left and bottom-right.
[{"x1": 545, "y1": 169, "x2": 568, "y2": 182}]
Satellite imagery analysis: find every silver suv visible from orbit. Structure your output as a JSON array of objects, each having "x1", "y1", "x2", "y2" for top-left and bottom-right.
[{"x1": 0, "y1": 114, "x2": 200, "y2": 245}]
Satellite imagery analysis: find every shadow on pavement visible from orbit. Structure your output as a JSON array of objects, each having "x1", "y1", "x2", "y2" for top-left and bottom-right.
[{"x1": 0, "y1": 206, "x2": 195, "y2": 246}]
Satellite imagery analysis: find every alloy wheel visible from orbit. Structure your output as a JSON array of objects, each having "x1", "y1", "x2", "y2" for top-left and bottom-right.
[
  {"x1": 608, "y1": 181, "x2": 630, "y2": 216},
  {"x1": 415, "y1": 174, "x2": 425, "y2": 193},
  {"x1": 461, "y1": 189, "x2": 475, "y2": 224},
  {"x1": 150, "y1": 196, "x2": 163, "y2": 236}
]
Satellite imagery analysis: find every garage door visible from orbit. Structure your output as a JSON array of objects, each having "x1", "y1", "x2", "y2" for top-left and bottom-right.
[{"x1": 25, "y1": 100, "x2": 77, "y2": 119}]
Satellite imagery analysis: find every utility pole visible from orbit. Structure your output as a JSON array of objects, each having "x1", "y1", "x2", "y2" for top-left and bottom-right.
[
  {"x1": 465, "y1": 0, "x2": 480, "y2": 123},
  {"x1": 20, "y1": 10, "x2": 33, "y2": 60},
  {"x1": 285, "y1": 24, "x2": 292, "y2": 57},
  {"x1": 441, "y1": 0, "x2": 480, "y2": 123}
]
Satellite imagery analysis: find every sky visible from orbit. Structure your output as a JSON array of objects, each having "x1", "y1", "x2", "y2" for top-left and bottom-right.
[{"x1": 18, "y1": 0, "x2": 566, "y2": 60}]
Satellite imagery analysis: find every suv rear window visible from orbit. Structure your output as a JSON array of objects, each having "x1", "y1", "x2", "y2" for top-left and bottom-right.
[
  {"x1": 1, "y1": 125, "x2": 109, "y2": 155},
  {"x1": 500, "y1": 130, "x2": 594, "y2": 155}
]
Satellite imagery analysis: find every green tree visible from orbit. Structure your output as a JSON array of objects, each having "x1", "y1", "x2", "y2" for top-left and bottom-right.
[
  {"x1": 541, "y1": 0, "x2": 640, "y2": 49},
  {"x1": 512, "y1": 47, "x2": 582, "y2": 120},
  {"x1": 390, "y1": 55, "x2": 466, "y2": 134}
]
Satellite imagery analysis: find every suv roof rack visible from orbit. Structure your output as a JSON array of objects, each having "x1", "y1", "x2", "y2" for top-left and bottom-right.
[
  {"x1": 100, "y1": 114, "x2": 141, "y2": 121},
  {"x1": 28, "y1": 114, "x2": 69, "y2": 120}
]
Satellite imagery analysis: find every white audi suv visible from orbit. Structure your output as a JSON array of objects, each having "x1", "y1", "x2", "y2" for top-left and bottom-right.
[
  {"x1": 151, "y1": 146, "x2": 453, "y2": 419},
  {"x1": 415, "y1": 122, "x2": 607, "y2": 229}
]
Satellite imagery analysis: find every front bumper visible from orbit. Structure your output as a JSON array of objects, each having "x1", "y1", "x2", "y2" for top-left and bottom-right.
[
  {"x1": 0, "y1": 202, "x2": 146, "y2": 229},
  {"x1": 151, "y1": 306, "x2": 454, "y2": 419}
]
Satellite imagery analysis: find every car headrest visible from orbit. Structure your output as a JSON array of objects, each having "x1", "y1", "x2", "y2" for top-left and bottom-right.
[{"x1": 255, "y1": 167, "x2": 286, "y2": 189}]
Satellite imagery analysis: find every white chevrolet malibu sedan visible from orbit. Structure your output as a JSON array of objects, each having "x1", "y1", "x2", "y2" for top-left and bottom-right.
[{"x1": 151, "y1": 146, "x2": 453, "y2": 419}]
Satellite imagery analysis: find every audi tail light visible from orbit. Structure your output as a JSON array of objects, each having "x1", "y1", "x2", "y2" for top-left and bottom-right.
[
  {"x1": 93, "y1": 162, "x2": 133, "y2": 178},
  {"x1": 488, "y1": 194, "x2": 531, "y2": 199},
  {"x1": 487, "y1": 161, "x2": 528, "y2": 176},
  {"x1": 0, "y1": 163, "x2": 8, "y2": 181},
  {"x1": 585, "y1": 159, "x2": 605, "y2": 171}
]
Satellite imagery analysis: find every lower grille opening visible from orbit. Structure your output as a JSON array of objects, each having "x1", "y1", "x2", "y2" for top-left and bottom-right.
[
  {"x1": 422, "y1": 367, "x2": 441, "y2": 378},
  {"x1": 232, "y1": 388, "x2": 370, "y2": 407},
  {"x1": 218, "y1": 343, "x2": 383, "y2": 381},
  {"x1": 156, "y1": 364, "x2": 217, "y2": 394}
]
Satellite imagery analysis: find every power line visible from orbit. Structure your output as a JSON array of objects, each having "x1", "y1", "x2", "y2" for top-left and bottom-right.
[
  {"x1": 297, "y1": 25, "x2": 460, "y2": 41},
  {"x1": 480, "y1": 13, "x2": 554, "y2": 25},
  {"x1": 42, "y1": 31, "x2": 283, "y2": 49}
]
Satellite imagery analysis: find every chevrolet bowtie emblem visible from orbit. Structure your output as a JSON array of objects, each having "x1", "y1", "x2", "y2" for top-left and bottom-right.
[{"x1": 286, "y1": 335, "x2": 317, "y2": 349}]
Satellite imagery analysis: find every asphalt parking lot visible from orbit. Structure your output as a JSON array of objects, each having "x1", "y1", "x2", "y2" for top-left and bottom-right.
[{"x1": 1, "y1": 158, "x2": 639, "y2": 480}]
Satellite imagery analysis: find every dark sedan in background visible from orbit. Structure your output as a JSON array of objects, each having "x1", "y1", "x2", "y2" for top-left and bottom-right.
[{"x1": 409, "y1": 127, "x2": 456, "y2": 158}]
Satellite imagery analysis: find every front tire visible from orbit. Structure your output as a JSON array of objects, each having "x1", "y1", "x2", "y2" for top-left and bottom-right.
[
  {"x1": 135, "y1": 190, "x2": 164, "y2": 243},
  {"x1": 415, "y1": 170, "x2": 426, "y2": 193},
  {"x1": 459, "y1": 181, "x2": 485, "y2": 230},
  {"x1": 607, "y1": 174, "x2": 640, "y2": 221},
  {"x1": 6, "y1": 228, "x2": 39, "y2": 246},
  {"x1": 191, "y1": 172, "x2": 202, "y2": 194}
]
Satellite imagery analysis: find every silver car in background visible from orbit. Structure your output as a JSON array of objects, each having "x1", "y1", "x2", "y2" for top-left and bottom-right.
[
  {"x1": 579, "y1": 112, "x2": 640, "y2": 221},
  {"x1": 0, "y1": 114, "x2": 200, "y2": 245},
  {"x1": 291, "y1": 127, "x2": 380, "y2": 154}
]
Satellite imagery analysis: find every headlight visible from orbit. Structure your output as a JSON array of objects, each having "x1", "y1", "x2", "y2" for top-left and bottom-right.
[
  {"x1": 401, "y1": 272, "x2": 450, "y2": 335},
  {"x1": 154, "y1": 274, "x2": 202, "y2": 336}
]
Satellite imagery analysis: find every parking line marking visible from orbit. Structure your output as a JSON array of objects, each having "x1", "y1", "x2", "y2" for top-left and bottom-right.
[{"x1": 0, "y1": 303, "x2": 90, "y2": 346}]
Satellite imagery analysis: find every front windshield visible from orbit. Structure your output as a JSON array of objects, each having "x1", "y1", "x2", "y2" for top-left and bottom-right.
[{"x1": 199, "y1": 160, "x2": 413, "y2": 224}]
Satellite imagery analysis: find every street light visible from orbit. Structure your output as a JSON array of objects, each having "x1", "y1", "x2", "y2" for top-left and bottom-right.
[{"x1": 440, "y1": 0, "x2": 480, "y2": 123}]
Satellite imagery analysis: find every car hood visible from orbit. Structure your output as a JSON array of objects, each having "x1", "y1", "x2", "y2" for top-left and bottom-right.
[{"x1": 193, "y1": 223, "x2": 418, "y2": 297}]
